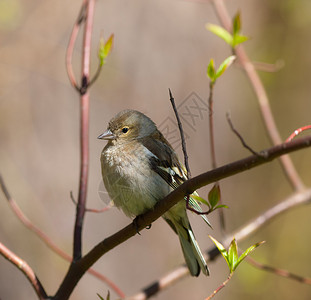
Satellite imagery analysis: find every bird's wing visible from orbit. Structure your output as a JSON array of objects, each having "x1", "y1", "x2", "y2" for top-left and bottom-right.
[{"x1": 141, "y1": 131, "x2": 211, "y2": 227}]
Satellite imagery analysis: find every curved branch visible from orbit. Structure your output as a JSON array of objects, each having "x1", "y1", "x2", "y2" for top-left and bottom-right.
[
  {"x1": 53, "y1": 135, "x2": 311, "y2": 299},
  {"x1": 0, "y1": 242, "x2": 47, "y2": 300},
  {"x1": 66, "y1": 2, "x2": 88, "y2": 91}
]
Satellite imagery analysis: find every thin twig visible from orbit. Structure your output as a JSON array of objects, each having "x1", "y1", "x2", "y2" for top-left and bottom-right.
[
  {"x1": 70, "y1": 191, "x2": 111, "y2": 213},
  {"x1": 226, "y1": 112, "x2": 265, "y2": 157},
  {"x1": 212, "y1": 0, "x2": 305, "y2": 192},
  {"x1": 88, "y1": 62, "x2": 102, "y2": 88},
  {"x1": 169, "y1": 89, "x2": 198, "y2": 220},
  {"x1": 246, "y1": 255, "x2": 311, "y2": 285},
  {"x1": 0, "y1": 175, "x2": 124, "y2": 298},
  {"x1": 286, "y1": 125, "x2": 311, "y2": 142},
  {"x1": 168, "y1": 89, "x2": 191, "y2": 177},
  {"x1": 208, "y1": 81, "x2": 225, "y2": 229},
  {"x1": 205, "y1": 272, "x2": 233, "y2": 300},
  {"x1": 208, "y1": 82, "x2": 217, "y2": 169},
  {"x1": 54, "y1": 135, "x2": 311, "y2": 299},
  {"x1": 252, "y1": 60, "x2": 285, "y2": 73},
  {"x1": 128, "y1": 186, "x2": 311, "y2": 300},
  {"x1": 66, "y1": 3, "x2": 88, "y2": 92},
  {"x1": 0, "y1": 175, "x2": 72, "y2": 261},
  {"x1": 0, "y1": 242, "x2": 47, "y2": 300}
]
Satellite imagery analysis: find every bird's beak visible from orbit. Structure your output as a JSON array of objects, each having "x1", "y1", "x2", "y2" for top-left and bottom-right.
[{"x1": 97, "y1": 129, "x2": 116, "y2": 140}]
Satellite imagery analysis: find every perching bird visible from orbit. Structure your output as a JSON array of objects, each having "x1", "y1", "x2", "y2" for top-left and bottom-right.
[{"x1": 98, "y1": 109, "x2": 210, "y2": 276}]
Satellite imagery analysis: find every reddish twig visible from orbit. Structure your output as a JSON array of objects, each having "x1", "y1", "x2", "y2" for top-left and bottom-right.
[
  {"x1": 205, "y1": 272, "x2": 233, "y2": 300},
  {"x1": 252, "y1": 60, "x2": 285, "y2": 73},
  {"x1": 212, "y1": 0, "x2": 305, "y2": 192},
  {"x1": 0, "y1": 174, "x2": 72, "y2": 261},
  {"x1": 0, "y1": 242, "x2": 47, "y2": 300},
  {"x1": 66, "y1": 3, "x2": 87, "y2": 92},
  {"x1": 73, "y1": 0, "x2": 95, "y2": 261},
  {"x1": 246, "y1": 255, "x2": 311, "y2": 285},
  {"x1": 286, "y1": 125, "x2": 311, "y2": 142},
  {"x1": 0, "y1": 175, "x2": 124, "y2": 297}
]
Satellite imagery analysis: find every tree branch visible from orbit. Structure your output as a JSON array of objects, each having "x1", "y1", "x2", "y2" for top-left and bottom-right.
[
  {"x1": 53, "y1": 135, "x2": 311, "y2": 299},
  {"x1": 66, "y1": 2, "x2": 87, "y2": 91},
  {"x1": 128, "y1": 186, "x2": 311, "y2": 299},
  {"x1": 0, "y1": 174, "x2": 124, "y2": 298},
  {"x1": 73, "y1": 0, "x2": 95, "y2": 261},
  {"x1": 211, "y1": 0, "x2": 305, "y2": 192}
]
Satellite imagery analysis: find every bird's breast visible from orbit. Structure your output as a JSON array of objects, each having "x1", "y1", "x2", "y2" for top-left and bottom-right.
[{"x1": 101, "y1": 143, "x2": 170, "y2": 217}]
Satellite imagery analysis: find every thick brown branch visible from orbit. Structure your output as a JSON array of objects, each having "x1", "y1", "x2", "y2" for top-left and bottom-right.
[{"x1": 53, "y1": 135, "x2": 311, "y2": 299}]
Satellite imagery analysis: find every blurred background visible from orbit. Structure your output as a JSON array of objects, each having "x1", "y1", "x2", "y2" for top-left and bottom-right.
[{"x1": 1, "y1": 0, "x2": 311, "y2": 299}]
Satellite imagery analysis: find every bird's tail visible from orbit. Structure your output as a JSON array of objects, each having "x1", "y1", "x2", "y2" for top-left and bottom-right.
[{"x1": 175, "y1": 221, "x2": 209, "y2": 277}]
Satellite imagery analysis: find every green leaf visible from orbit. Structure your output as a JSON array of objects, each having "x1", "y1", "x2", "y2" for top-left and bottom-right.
[
  {"x1": 232, "y1": 34, "x2": 249, "y2": 47},
  {"x1": 209, "y1": 235, "x2": 229, "y2": 266},
  {"x1": 235, "y1": 241, "x2": 265, "y2": 270},
  {"x1": 208, "y1": 183, "x2": 221, "y2": 208},
  {"x1": 207, "y1": 59, "x2": 216, "y2": 82},
  {"x1": 215, "y1": 55, "x2": 236, "y2": 79},
  {"x1": 233, "y1": 11, "x2": 241, "y2": 36},
  {"x1": 228, "y1": 238, "x2": 238, "y2": 272},
  {"x1": 97, "y1": 291, "x2": 110, "y2": 300},
  {"x1": 98, "y1": 34, "x2": 114, "y2": 66},
  {"x1": 215, "y1": 204, "x2": 228, "y2": 209},
  {"x1": 191, "y1": 194, "x2": 209, "y2": 207},
  {"x1": 206, "y1": 23, "x2": 233, "y2": 46}
]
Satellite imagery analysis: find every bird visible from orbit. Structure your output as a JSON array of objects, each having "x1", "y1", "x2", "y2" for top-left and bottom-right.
[{"x1": 98, "y1": 109, "x2": 210, "y2": 276}]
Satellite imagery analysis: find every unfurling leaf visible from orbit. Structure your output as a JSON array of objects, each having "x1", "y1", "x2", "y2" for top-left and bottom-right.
[
  {"x1": 207, "y1": 12, "x2": 249, "y2": 49},
  {"x1": 191, "y1": 194, "x2": 209, "y2": 207},
  {"x1": 233, "y1": 11, "x2": 241, "y2": 36},
  {"x1": 208, "y1": 183, "x2": 221, "y2": 208},
  {"x1": 209, "y1": 236, "x2": 264, "y2": 274},
  {"x1": 215, "y1": 55, "x2": 236, "y2": 79},
  {"x1": 97, "y1": 290, "x2": 110, "y2": 300},
  {"x1": 207, "y1": 59, "x2": 216, "y2": 82},
  {"x1": 232, "y1": 35, "x2": 249, "y2": 47},
  {"x1": 209, "y1": 236, "x2": 229, "y2": 266},
  {"x1": 228, "y1": 238, "x2": 238, "y2": 272},
  {"x1": 99, "y1": 34, "x2": 114, "y2": 66},
  {"x1": 235, "y1": 241, "x2": 265, "y2": 270},
  {"x1": 206, "y1": 23, "x2": 233, "y2": 46}
]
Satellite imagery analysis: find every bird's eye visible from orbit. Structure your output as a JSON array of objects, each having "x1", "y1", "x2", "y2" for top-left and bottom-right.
[{"x1": 121, "y1": 127, "x2": 129, "y2": 134}]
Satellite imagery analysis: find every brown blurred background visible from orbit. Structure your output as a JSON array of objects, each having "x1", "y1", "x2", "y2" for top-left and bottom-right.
[{"x1": 1, "y1": 0, "x2": 311, "y2": 299}]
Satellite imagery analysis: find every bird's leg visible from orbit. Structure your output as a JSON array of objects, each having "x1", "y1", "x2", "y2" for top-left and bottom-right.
[{"x1": 133, "y1": 217, "x2": 141, "y2": 235}]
